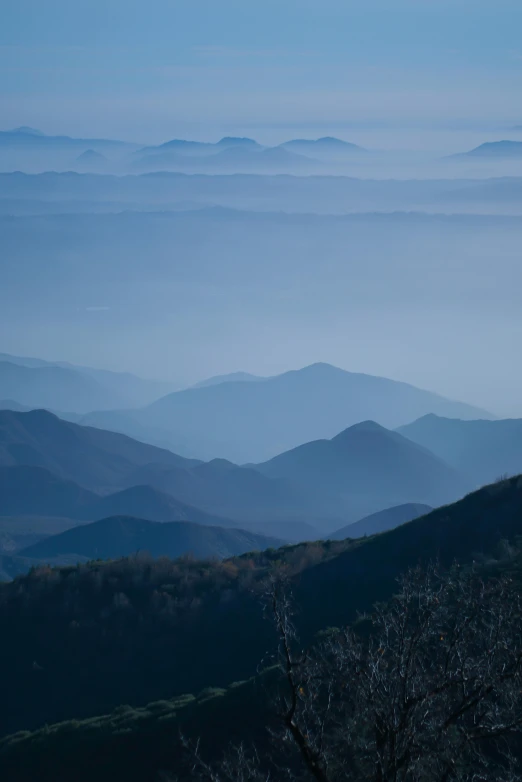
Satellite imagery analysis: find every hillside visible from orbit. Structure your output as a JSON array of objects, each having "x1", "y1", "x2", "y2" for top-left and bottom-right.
[
  {"x1": 1, "y1": 476, "x2": 522, "y2": 738},
  {"x1": 461, "y1": 140, "x2": 522, "y2": 158},
  {"x1": 135, "y1": 362, "x2": 490, "y2": 463},
  {"x1": 330, "y1": 502, "x2": 432, "y2": 540},
  {"x1": 0, "y1": 409, "x2": 197, "y2": 491},
  {"x1": 398, "y1": 414, "x2": 522, "y2": 485},
  {"x1": 256, "y1": 420, "x2": 470, "y2": 520},
  {"x1": 0, "y1": 360, "x2": 122, "y2": 413},
  {"x1": 0, "y1": 351, "x2": 174, "y2": 407},
  {"x1": 20, "y1": 516, "x2": 281, "y2": 562},
  {"x1": 0, "y1": 465, "x2": 238, "y2": 530}
]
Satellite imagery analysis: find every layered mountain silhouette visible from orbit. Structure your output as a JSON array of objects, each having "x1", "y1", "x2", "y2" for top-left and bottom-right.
[
  {"x1": 19, "y1": 516, "x2": 281, "y2": 562},
  {"x1": 457, "y1": 141, "x2": 522, "y2": 158},
  {"x1": 255, "y1": 420, "x2": 470, "y2": 521},
  {"x1": 0, "y1": 351, "x2": 174, "y2": 409},
  {"x1": 124, "y1": 363, "x2": 490, "y2": 463},
  {"x1": 0, "y1": 409, "x2": 197, "y2": 491},
  {"x1": 0, "y1": 464, "x2": 237, "y2": 527},
  {"x1": 280, "y1": 137, "x2": 365, "y2": 156},
  {"x1": 330, "y1": 502, "x2": 432, "y2": 540},
  {"x1": 190, "y1": 371, "x2": 264, "y2": 389},
  {"x1": 398, "y1": 414, "x2": 522, "y2": 486}
]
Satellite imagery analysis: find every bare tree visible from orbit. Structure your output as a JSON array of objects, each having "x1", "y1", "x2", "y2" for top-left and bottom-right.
[{"x1": 185, "y1": 565, "x2": 522, "y2": 782}]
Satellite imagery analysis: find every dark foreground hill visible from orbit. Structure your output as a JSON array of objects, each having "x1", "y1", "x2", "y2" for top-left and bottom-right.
[
  {"x1": 398, "y1": 414, "x2": 522, "y2": 486},
  {"x1": 330, "y1": 502, "x2": 432, "y2": 539},
  {"x1": 256, "y1": 420, "x2": 470, "y2": 521},
  {"x1": 20, "y1": 516, "x2": 281, "y2": 562},
  {"x1": 1, "y1": 476, "x2": 522, "y2": 740},
  {"x1": 2, "y1": 475, "x2": 522, "y2": 780}
]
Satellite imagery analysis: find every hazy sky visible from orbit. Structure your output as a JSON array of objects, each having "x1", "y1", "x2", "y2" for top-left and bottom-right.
[{"x1": 2, "y1": 0, "x2": 522, "y2": 144}]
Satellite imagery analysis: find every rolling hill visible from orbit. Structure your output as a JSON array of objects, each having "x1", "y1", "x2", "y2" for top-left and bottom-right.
[
  {"x1": 398, "y1": 414, "x2": 522, "y2": 486},
  {"x1": 0, "y1": 409, "x2": 197, "y2": 491},
  {"x1": 133, "y1": 362, "x2": 490, "y2": 463},
  {"x1": 0, "y1": 351, "x2": 174, "y2": 408},
  {"x1": 0, "y1": 465, "x2": 238, "y2": 528},
  {"x1": 460, "y1": 140, "x2": 522, "y2": 158},
  {"x1": 1, "y1": 475, "x2": 522, "y2": 744},
  {"x1": 330, "y1": 502, "x2": 432, "y2": 540},
  {"x1": 255, "y1": 420, "x2": 470, "y2": 520},
  {"x1": 20, "y1": 516, "x2": 281, "y2": 562}
]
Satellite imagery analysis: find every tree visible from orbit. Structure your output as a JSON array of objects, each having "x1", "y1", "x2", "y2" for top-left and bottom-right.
[{"x1": 186, "y1": 564, "x2": 522, "y2": 782}]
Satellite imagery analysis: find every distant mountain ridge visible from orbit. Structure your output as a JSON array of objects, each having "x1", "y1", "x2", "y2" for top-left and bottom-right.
[
  {"x1": 458, "y1": 141, "x2": 522, "y2": 158},
  {"x1": 398, "y1": 414, "x2": 522, "y2": 486},
  {"x1": 126, "y1": 362, "x2": 492, "y2": 463},
  {"x1": 330, "y1": 502, "x2": 433, "y2": 540},
  {"x1": 0, "y1": 351, "x2": 175, "y2": 409}
]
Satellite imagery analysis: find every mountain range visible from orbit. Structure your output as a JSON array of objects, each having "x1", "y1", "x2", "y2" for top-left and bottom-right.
[
  {"x1": 398, "y1": 414, "x2": 522, "y2": 485},
  {"x1": 459, "y1": 140, "x2": 522, "y2": 158},
  {"x1": 0, "y1": 409, "x2": 471, "y2": 538},
  {"x1": 255, "y1": 420, "x2": 469, "y2": 520},
  {"x1": 0, "y1": 351, "x2": 174, "y2": 411},
  {"x1": 118, "y1": 362, "x2": 490, "y2": 463}
]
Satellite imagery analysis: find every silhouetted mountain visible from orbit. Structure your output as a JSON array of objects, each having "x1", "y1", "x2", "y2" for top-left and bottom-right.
[
  {"x1": 0, "y1": 409, "x2": 197, "y2": 491},
  {"x1": 79, "y1": 485, "x2": 238, "y2": 526},
  {"x1": 280, "y1": 137, "x2": 366, "y2": 155},
  {"x1": 0, "y1": 129, "x2": 128, "y2": 149},
  {"x1": 256, "y1": 421, "x2": 469, "y2": 520},
  {"x1": 76, "y1": 149, "x2": 108, "y2": 166},
  {"x1": 0, "y1": 351, "x2": 174, "y2": 407},
  {"x1": 140, "y1": 136, "x2": 261, "y2": 156},
  {"x1": 134, "y1": 363, "x2": 491, "y2": 463},
  {"x1": 0, "y1": 464, "x2": 238, "y2": 527},
  {"x1": 190, "y1": 371, "x2": 264, "y2": 389},
  {"x1": 398, "y1": 414, "x2": 522, "y2": 486},
  {"x1": 0, "y1": 360, "x2": 126, "y2": 413},
  {"x1": 134, "y1": 144, "x2": 317, "y2": 173},
  {"x1": 330, "y1": 502, "x2": 433, "y2": 540},
  {"x1": 458, "y1": 140, "x2": 522, "y2": 158},
  {"x1": 20, "y1": 516, "x2": 282, "y2": 562}
]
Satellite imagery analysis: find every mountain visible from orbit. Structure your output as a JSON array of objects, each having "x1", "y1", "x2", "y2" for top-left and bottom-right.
[
  {"x1": 76, "y1": 149, "x2": 108, "y2": 167},
  {"x1": 329, "y1": 502, "x2": 433, "y2": 540},
  {"x1": 280, "y1": 137, "x2": 365, "y2": 155},
  {"x1": 139, "y1": 136, "x2": 261, "y2": 156},
  {"x1": 0, "y1": 409, "x2": 197, "y2": 491},
  {"x1": 256, "y1": 420, "x2": 470, "y2": 520},
  {"x1": 398, "y1": 414, "x2": 522, "y2": 486},
  {"x1": 190, "y1": 371, "x2": 264, "y2": 389},
  {"x1": 132, "y1": 363, "x2": 491, "y2": 463},
  {"x1": 0, "y1": 464, "x2": 237, "y2": 528},
  {"x1": 78, "y1": 485, "x2": 238, "y2": 526},
  {"x1": 0, "y1": 129, "x2": 128, "y2": 149},
  {"x1": 19, "y1": 516, "x2": 282, "y2": 562},
  {"x1": 0, "y1": 351, "x2": 175, "y2": 408},
  {"x1": 134, "y1": 144, "x2": 317, "y2": 173},
  {"x1": 0, "y1": 360, "x2": 125, "y2": 413},
  {"x1": 459, "y1": 140, "x2": 522, "y2": 158}
]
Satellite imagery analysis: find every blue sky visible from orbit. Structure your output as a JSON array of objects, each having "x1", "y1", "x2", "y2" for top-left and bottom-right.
[{"x1": 2, "y1": 0, "x2": 522, "y2": 142}]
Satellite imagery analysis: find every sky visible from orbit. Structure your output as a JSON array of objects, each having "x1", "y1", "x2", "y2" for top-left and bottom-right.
[{"x1": 2, "y1": 0, "x2": 522, "y2": 144}]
